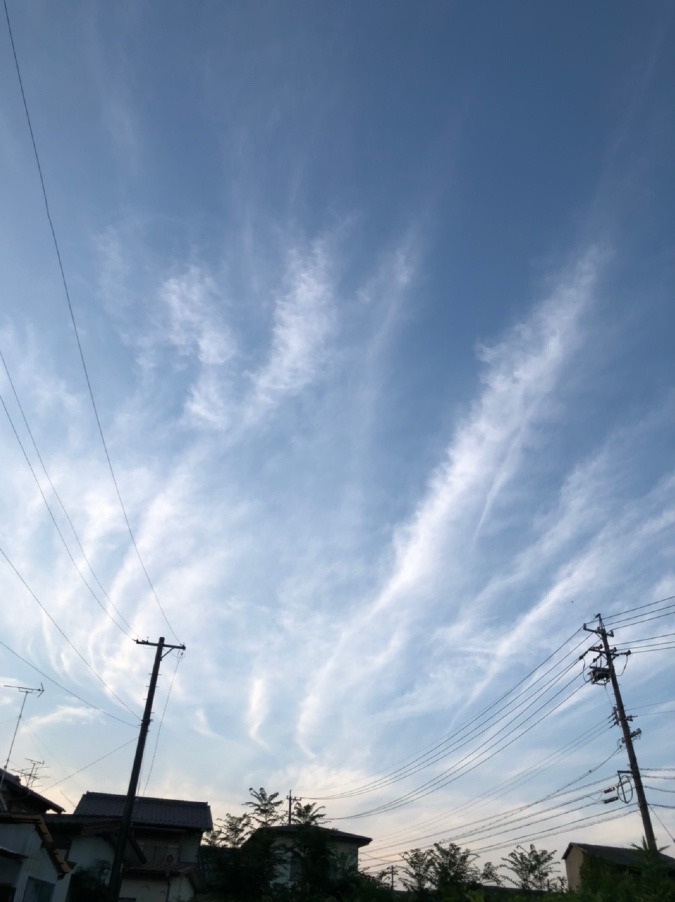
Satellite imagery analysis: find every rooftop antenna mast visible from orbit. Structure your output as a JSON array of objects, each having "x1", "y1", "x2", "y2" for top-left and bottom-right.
[{"x1": 0, "y1": 684, "x2": 44, "y2": 810}]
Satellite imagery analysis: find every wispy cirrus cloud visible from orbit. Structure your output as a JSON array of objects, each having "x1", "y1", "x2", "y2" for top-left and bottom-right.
[
  {"x1": 296, "y1": 245, "x2": 606, "y2": 748},
  {"x1": 160, "y1": 266, "x2": 235, "y2": 367},
  {"x1": 245, "y1": 239, "x2": 336, "y2": 423}
]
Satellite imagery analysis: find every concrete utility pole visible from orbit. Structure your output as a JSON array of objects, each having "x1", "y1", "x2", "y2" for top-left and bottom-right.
[
  {"x1": 108, "y1": 637, "x2": 185, "y2": 900},
  {"x1": 583, "y1": 614, "x2": 657, "y2": 852},
  {"x1": 286, "y1": 790, "x2": 300, "y2": 825}
]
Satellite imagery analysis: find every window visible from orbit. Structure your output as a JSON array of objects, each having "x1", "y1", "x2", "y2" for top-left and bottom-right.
[
  {"x1": 21, "y1": 879, "x2": 53, "y2": 902},
  {"x1": 138, "y1": 841, "x2": 180, "y2": 864}
]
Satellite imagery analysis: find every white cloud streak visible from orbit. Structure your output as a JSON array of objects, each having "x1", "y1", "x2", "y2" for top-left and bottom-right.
[{"x1": 296, "y1": 246, "x2": 605, "y2": 748}]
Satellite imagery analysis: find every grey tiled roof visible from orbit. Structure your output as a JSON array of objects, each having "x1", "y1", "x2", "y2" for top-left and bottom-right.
[
  {"x1": 252, "y1": 824, "x2": 372, "y2": 847},
  {"x1": 74, "y1": 793, "x2": 213, "y2": 831},
  {"x1": 0, "y1": 767, "x2": 64, "y2": 814}
]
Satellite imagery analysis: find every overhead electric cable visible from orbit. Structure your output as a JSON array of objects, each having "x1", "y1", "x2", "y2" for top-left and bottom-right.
[
  {"x1": 335, "y1": 670, "x2": 584, "y2": 820},
  {"x1": 2, "y1": 0, "x2": 181, "y2": 645},
  {"x1": 141, "y1": 648, "x2": 183, "y2": 793},
  {"x1": 43, "y1": 738, "x2": 137, "y2": 791},
  {"x1": 302, "y1": 629, "x2": 586, "y2": 800},
  {"x1": 0, "y1": 638, "x2": 138, "y2": 727},
  {"x1": 370, "y1": 750, "x2": 620, "y2": 855},
  {"x1": 605, "y1": 594, "x2": 675, "y2": 620},
  {"x1": 0, "y1": 545, "x2": 138, "y2": 717},
  {"x1": 605, "y1": 606, "x2": 675, "y2": 630},
  {"x1": 0, "y1": 345, "x2": 138, "y2": 638},
  {"x1": 471, "y1": 805, "x2": 637, "y2": 855},
  {"x1": 0, "y1": 387, "x2": 136, "y2": 639},
  {"x1": 372, "y1": 718, "x2": 613, "y2": 845}
]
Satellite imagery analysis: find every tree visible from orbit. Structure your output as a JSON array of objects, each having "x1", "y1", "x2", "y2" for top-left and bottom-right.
[
  {"x1": 431, "y1": 841, "x2": 480, "y2": 892},
  {"x1": 500, "y1": 843, "x2": 557, "y2": 891},
  {"x1": 401, "y1": 848, "x2": 434, "y2": 899},
  {"x1": 68, "y1": 863, "x2": 112, "y2": 902},
  {"x1": 244, "y1": 786, "x2": 285, "y2": 827},
  {"x1": 206, "y1": 812, "x2": 252, "y2": 847},
  {"x1": 291, "y1": 801, "x2": 326, "y2": 826},
  {"x1": 479, "y1": 860, "x2": 502, "y2": 886}
]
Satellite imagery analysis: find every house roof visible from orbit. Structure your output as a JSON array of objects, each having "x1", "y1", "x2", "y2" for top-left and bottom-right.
[
  {"x1": 562, "y1": 843, "x2": 675, "y2": 871},
  {"x1": 251, "y1": 824, "x2": 372, "y2": 848},
  {"x1": 73, "y1": 792, "x2": 213, "y2": 832},
  {"x1": 0, "y1": 767, "x2": 64, "y2": 814}
]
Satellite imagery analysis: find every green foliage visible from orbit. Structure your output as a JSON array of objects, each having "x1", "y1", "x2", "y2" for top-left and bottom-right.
[
  {"x1": 291, "y1": 800, "x2": 326, "y2": 826},
  {"x1": 245, "y1": 786, "x2": 285, "y2": 827},
  {"x1": 401, "y1": 847, "x2": 435, "y2": 898},
  {"x1": 500, "y1": 844, "x2": 557, "y2": 891},
  {"x1": 574, "y1": 844, "x2": 675, "y2": 902},
  {"x1": 68, "y1": 862, "x2": 113, "y2": 902},
  {"x1": 206, "y1": 812, "x2": 253, "y2": 847},
  {"x1": 478, "y1": 861, "x2": 501, "y2": 887},
  {"x1": 431, "y1": 842, "x2": 480, "y2": 899}
]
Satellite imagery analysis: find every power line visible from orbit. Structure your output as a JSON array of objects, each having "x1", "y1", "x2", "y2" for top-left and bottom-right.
[
  {"x1": 0, "y1": 638, "x2": 138, "y2": 727},
  {"x1": 2, "y1": 0, "x2": 181, "y2": 645},
  {"x1": 471, "y1": 805, "x2": 637, "y2": 856},
  {"x1": 0, "y1": 381, "x2": 136, "y2": 639},
  {"x1": 604, "y1": 594, "x2": 675, "y2": 621},
  {"x1": 142, "y1": 648, "x2": 183, "y2": 793},
  {"x1": 302, "y1": 629, "x2": 586, "y2": 801},
  {"x1": 371, "y1": 719, "x2": 613, "y2": 846},
  {"x1": 335, "y1": 669, "x2": 584, "y2": 821},
  {"x1": 0, "y1": 544, "x2": 138, "y2": 718},
  {"x1": 370, "y1": 747, "x2": 620, "y2": 857},
  {"x1": 42, "y1": 738, "x2": 137, "y2": 792},
  {"x1": 604, "y1": 605, "x2": 675, "y2": 631}
]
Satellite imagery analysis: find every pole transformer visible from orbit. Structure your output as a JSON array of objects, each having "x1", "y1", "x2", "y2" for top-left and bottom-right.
[
  {"x1": 583, "y1": 614, "x2": 656, "y2": 852},
  {"x1": 108, "y1": 637, "x2": 185, "y2": 900}
]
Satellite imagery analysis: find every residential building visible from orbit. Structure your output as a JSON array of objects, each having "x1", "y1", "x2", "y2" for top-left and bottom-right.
[
  {"x1": 563, "y1": 842, "x2": 675, "y2": 892},
  {"x1": 0, "y1": 768, "x2": 69, "y2": 902},
  {"x1": 46, "y1": 792, "x2": 213, "y2": 902},
  {"x1": 243, "y1": 823, "x2": 371, "y2": 887}
]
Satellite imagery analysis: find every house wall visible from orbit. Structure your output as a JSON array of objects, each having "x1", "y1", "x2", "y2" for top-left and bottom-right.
[
  {"x1": 331, "y1": 839, "x2": 359, "y2": 872},
  {"x1": 564, "y1": 845, "x2": 585, "y2": 892},
  {"x1": 68, "y1": 835, "x2": 113, "y2": 872},
  {"x1": 122, "y1": 873, "x2": 194, "y2": 902},
  {"x1": 135, "y1": 828, "x2": 200, "y2": 864},
  {"x1": 67, "y1": 835, "x2": 198, "y2": 902},
  {"x1": 270, "y1": 835, "x2": 361, "y2": 887},
  {"x1": 0, "y1": 823, "x2": 68, "y2": 902}
]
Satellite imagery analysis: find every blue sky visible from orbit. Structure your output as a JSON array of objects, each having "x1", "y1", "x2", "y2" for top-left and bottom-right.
[{"x1": 1, "y1": 0, "x2": 674, "y2": 880}]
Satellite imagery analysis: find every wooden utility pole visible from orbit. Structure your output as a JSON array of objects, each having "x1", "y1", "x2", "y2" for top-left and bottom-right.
[
  {"x1": 108, "y1": 637, "x2": 185, "y2": 900},
  {"x1": 583, "y1": 614, "x2": 656, "y2": 852}
]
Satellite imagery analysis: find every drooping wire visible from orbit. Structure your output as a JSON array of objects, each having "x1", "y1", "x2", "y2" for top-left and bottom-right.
[
  {"x1": 649, "y1": 804, "x2": 675, "y2": 843},
  {"x1": 142, "y1": 649, "x2": 183, "y2": 794},
  {"x1": 42, "y1": 738, "x2": 137, "y2": 792},
  {"x1": 371, "y1": 719, "x2": 614, "y2": 849},
  {"x1": 0, "y1": 381, "x2": 136, "y2": 639},
  {"x1": 0, "y1": 638, "x2": 138, "y2": 727},
  {"x1": 334, "y1": 669, "x2": 584, "y2": 821},
  {"x1": 0, "y1": 544, "x2": 138, "y2": 718},
  {"x1": 2, "y1": 0, "x2": 181, "y2": 645},
  {"x1": 301, "y1": 628, "x2": 586, "y2": 801},
  {"x1": 471, "y1": 805, "x2": 637, "y2": 856},
  {"x1": 371, "y1": 754, "x2": 620, "y2": 856},
  {"x1": 604, "y1": 594, "x2": 675, "y2": 622}
]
